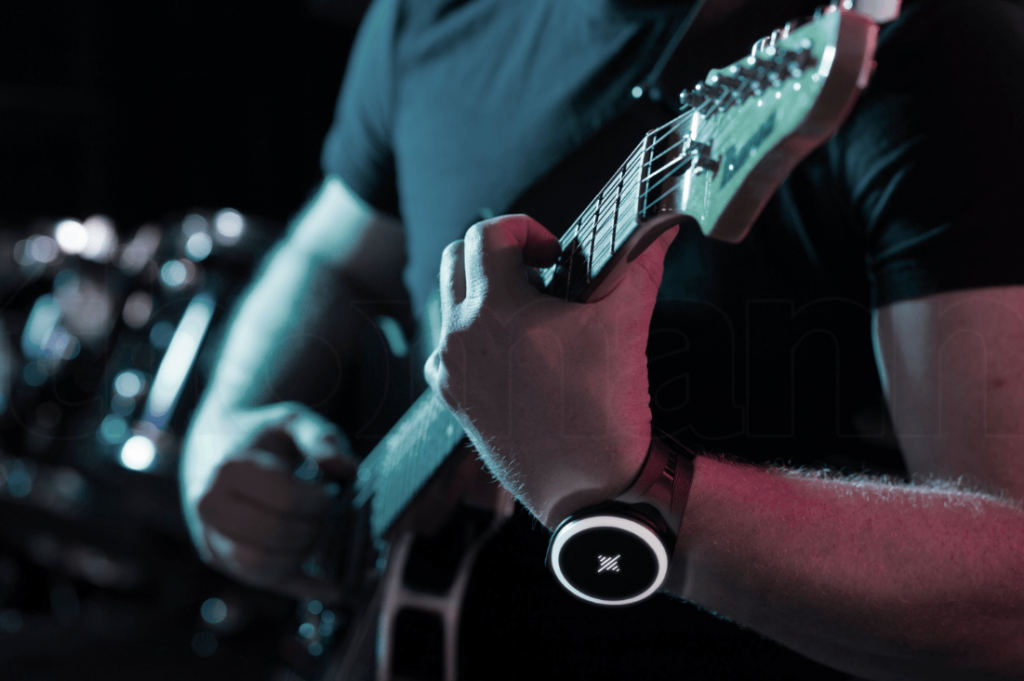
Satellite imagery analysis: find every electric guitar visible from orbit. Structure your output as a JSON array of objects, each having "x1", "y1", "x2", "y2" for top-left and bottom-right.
[{"x1": 291, "y1": 6, "x2": 880, "y2": 680}]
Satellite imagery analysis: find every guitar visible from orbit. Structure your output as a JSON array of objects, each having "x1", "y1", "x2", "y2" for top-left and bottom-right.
[{"x1": 290, "y1": 6, "x2": 880, "y2": 680}]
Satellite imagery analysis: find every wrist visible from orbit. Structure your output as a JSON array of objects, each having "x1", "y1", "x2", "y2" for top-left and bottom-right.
[{"x1": 545, "y1": 429, "x2": 697, "y2": 605}]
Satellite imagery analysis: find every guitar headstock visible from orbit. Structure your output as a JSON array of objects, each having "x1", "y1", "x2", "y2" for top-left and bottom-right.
[{"x1": 643, "y1": 6, "x2": 879, "y2": 243}]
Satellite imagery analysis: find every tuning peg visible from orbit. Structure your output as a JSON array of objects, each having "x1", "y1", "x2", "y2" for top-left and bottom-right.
[
  {"x1": 679, "y1": 88, "x2": 707, "y2": 109},
  {"x1": 688, "y1": 140, "x2": 720, "y2": 175},
  {"x1": 708, "y1": 73, "x2": 743, "y2": 90},
  {"x1": 783, "y1": 16, "x2": 814, "y2": 34}
]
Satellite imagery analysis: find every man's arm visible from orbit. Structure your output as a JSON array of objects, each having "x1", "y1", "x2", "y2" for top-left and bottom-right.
[
  {"x1": 427, "y1": 216, "x2": 1024, "y2": 680},
  {"x1": 671, "y1": 288, "x2": 1024, "y2": 680},
  {"x1": 181, "y1": 176, "x2": 408, "y2": 599},
  {"x1": 198, "y1": 175, "x2": 408, "y2": 413}
]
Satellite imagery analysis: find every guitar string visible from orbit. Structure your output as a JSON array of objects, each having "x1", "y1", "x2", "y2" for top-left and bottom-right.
[
  {"x1": 558, "y1": 109, "x2": 687, "y2": 252},
  {"x1": 638, "y1": 78, "x2": 781, "y2": 213},
  {"x1": 555, "y1": 72, "x2": 748, "y2": 258},
  {"x1": 559, "y1": 110, "x2": 694, "y2": 267},
  {"x1": 589, "y1": 64, "x2": 784, "y2": 252},
  {"x1": 559, "y1": 74, "x2": 781, "y2": 291}
]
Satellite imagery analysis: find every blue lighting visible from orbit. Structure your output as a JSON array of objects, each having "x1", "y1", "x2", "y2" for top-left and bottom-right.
[{"x1": 141, "y1": 293, "x2": 215, "y2": 429}]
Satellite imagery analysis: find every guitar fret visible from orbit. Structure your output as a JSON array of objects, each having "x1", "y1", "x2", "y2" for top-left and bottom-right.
[
  {"x1": 617, "y1": 161, "x2": 642, "y2": 253},
  {"x1": 565, "y1": 220, "x2": 579, "y2": 300},
  {"x1": 588, "y1": 191, "x2": 601, "y2": 281},
  {"x1": 611, "y1": 164, "x2": 624, "y2": 261},
  {"x1": 642, "y1": 131, "x2": 658, "y2": 220}
]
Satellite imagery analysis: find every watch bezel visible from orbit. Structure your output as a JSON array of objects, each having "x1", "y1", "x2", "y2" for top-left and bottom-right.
[{"x1": 548, "y1": 512, "x2": 670, "y2": 606}]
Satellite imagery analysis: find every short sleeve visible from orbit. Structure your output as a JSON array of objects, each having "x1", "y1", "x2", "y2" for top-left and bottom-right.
[
  {"x1": 835, "y1": 0, "x2": 1024, "y2": 307},
  {"x1": 320, "y1": 0, "x2": 402, "y2": 216}
]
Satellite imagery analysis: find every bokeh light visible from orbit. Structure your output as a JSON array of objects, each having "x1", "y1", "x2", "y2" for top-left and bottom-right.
[
  {"x1": 201, "y1": 598, "x2": 227, "y2": 625},
  {"x1": 185, "y1": 232, "x2": 213, "y2": 261},
  {"x1": 122, "y1": 291, "x2": 154, "y2": 329},
  {"x1": 119, "y1": 436, "x2": 156, "y2": 472},
  {"x1": 149, "y1": 321, "x2": 175, "y2": 349},
  {"x1": 29, "y1": 236, "x2": 60, "y2": 264},
  {"x1": 182, "y1": 214, "x2": 209, "y2": 237},
  {"x1": 160, "y1": 260, "x2": 188, "y2": 288},
  {"x1": 114, "y1": 371, "x2": 144, "y2": 399},
  {"x1": 54, "y1": 220, "x2": 88, "y2": 255},
  {"x1": 81, "y1": 215, "x2": 118, "y2": 262},
  {"x1": 118, "y1": 225, "x2": 162, "y2": 274},
  {"x1": 99, "y1": 415, "x2": 129, "y2": 445},
  {"x1": 214, "y1": 208, "x2": 244, "y2": 240}
]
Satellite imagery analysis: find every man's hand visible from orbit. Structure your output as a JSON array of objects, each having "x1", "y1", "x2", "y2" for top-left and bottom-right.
[
  {"x1": 424, "y1": 215, "x2": 678, "y2": 528},
  {"x1": 181, "y1": 402, "x2": 357, "y2": 601}
]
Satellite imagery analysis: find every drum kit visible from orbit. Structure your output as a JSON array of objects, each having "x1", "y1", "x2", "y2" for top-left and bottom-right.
[{"x1": 0, "y1": 208, "x2": 313, "y2": 678}]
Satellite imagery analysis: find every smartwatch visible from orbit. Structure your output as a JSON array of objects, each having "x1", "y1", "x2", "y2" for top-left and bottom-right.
[{"x1": 545, "y1": 431, "x2": 695, "y2": 606}]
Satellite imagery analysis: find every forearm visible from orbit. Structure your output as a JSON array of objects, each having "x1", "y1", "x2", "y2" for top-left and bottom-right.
[
  {"x1": 197, "y1": 243, "x2": 364, "y2": 419},
  {"x1": 669, "y1": 456, "x2": 1024, "y2": 680}
]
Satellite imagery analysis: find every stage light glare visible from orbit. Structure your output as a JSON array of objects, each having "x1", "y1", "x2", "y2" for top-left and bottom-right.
[
  {"x1": 120, "y1": 435, "x2": 156, "y2": 471},
  {"x1": 55, "y1": 220, "x2": 88, "y2": 254},
  {"x1": 82, "y1": 215, "x2": 118, "y2": 262},
  {"x1": 214, "y1": 208, "x2": 244, "y2": 239}
]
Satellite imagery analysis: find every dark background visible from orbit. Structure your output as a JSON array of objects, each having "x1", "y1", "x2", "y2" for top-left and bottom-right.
[
  {"x1": 1, "y1": 0, "x2": 369, "y2": 231},
  {"x1": 0, "y1": 2, "x2": 371, "y2": 679}
]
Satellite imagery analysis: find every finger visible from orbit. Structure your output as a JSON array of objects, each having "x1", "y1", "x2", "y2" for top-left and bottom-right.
[
  {"x1": 199, "y1": 497, "x2": 322, "y2": 551},
  {"x1": 463, "y1": 215, "x2": 560, "y2": 301},
  {"x1": 214, "y1": 459, "x2": 331, "y2": 516},
  {"x1": 526, "y1": 266, "x2": 546, "y2": 293},
  {"x1": 424, "y1": 348, "x2": 442, "y2": 393},
  {"x1": 206, "y1": 527, "x2": 304, "y2": 577},
  {"x1": 279, "y1": 406, "x2": 357, "y2": 480},
  {"x1": 439, "y1": 240, "x2": 467, "y2": 313}
]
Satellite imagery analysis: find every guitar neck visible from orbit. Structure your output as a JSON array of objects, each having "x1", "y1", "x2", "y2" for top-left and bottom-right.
[
  {"x1": 352, "y1": 116, "x2": 694, "y2": 545},
  {"x1": 539, "y1": 110, "x2": 696, "y2": 303}
]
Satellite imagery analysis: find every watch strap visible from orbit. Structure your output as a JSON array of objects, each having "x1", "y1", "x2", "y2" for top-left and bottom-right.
[{"x1": 615, "y1": 429, "x2": 696, "y2": 535}]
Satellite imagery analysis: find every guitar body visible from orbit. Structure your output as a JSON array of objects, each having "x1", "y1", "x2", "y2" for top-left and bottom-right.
[
  {"x1": 295, "y1": 6, "x2": 881, "y2": 680},
  {"x1": 319, "y1": 442, "x2": 514, "y2": 681}
]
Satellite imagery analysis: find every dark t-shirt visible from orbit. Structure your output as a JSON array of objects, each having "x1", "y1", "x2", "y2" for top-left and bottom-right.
[{"x1": 321, "y1": 0, "x2": 1024, "y2": 678}]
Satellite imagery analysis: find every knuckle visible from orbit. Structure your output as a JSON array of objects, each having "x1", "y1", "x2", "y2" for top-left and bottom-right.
[
  {"x1": 465, "y1": 221, "x2": 485, "y2": 242},
  {"x1": 442, "y1": 239, "x2": 463, "y2": 260}
]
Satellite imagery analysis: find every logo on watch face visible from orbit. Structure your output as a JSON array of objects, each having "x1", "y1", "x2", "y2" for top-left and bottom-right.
[{"x1": 597, "y1": 554, "x2": 621, "y2": 573}]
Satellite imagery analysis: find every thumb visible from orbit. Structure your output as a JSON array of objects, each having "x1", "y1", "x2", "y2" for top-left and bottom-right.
[
  {"x1": 277, "y1": 403, "x2": 357, "y2": 481},
  {"x1": 602, "y1": 224, "x2": 679, "y2": 308}
]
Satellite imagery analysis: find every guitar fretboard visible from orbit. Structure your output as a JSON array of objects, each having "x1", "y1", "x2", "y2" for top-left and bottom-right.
[{"x1": 539, "y1": 108, "x2": 700, "y2": 301}]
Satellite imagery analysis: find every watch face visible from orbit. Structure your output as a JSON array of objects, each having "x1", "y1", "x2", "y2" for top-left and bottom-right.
[{"x1": 551, "y1": 515, "x2": 668, "y2": 605}]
